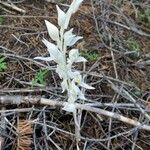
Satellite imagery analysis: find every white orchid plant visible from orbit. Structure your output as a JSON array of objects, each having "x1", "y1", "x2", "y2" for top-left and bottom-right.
[{"x1": 34, "y1": 0, "x2": 94, "y2": 112}]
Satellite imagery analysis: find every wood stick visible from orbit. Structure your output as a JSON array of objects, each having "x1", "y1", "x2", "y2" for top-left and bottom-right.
[
  {"x1": 0, "y1": 95, "x2": 150, "y2": 131},
  {"x1": 0, "y1": 1, "x2": 26, "y2": 13}
]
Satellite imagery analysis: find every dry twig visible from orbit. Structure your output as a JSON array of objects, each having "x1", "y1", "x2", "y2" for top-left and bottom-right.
[
  {"x1": 0, "y1": 95, "x2": 150, "y2": 131},
  {"x1": 0, "y1": 1, "x2": 26, "y2": 13}
]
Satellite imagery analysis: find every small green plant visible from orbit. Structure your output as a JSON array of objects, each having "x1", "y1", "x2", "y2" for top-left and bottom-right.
[
  {"x1": 32, "y1": 69, "x2": 48, "y2": 87},
  {"x1": 138, "y1": 10, "x2": 149, "y2": 23},
  {"x1": 0, "y1": 57, "x2": 7, "y2": 72},
  {"x1": 80, "y1": 51, "x2": 99, "y2": 61},
  {"x1": 127, "y1": 38, "x2": 140, "y2": 52},
  {"x1": 0, "y1": 16, "x2": 5, "y2": 25},
  {"x1": 131, "y1": 89, "x2": 141, "y2": 97},
  {"x1": 58, "y1": 0, "x2": 66, "y2": 3}
]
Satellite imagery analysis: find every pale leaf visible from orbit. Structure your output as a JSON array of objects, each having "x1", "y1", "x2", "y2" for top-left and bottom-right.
[
  {"x1": 45, "y1": 20, "x2": 59, "y2": 42},
  {"x1": 56, "y1": 5, "x2": 66, "y2": 27}
]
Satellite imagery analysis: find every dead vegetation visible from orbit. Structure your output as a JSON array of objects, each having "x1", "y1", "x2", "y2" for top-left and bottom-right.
[{"x1": 0, "y1": 0, "x2": 150, "y2": 149}]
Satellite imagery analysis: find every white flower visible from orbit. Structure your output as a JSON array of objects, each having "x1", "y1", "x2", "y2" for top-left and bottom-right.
[
  {"x1": 61, "y1": 79, "x2": 68, "y2": 92},
  {"x1": 68, "y1": 49, "x2": 87, "y2": 64},
  {"x1": 56, "y1": 63, "x2": 67, "y2": 79},
  {"x1": 63, "y1": 65, "x2": 80, "y2": 81},
  {"x1": 64, "y1": 29, "x2": 83, "y2": 46},
  {"x1": 56, "y1": 63, "x2": 79, "y2": 80},
  {"x1": 68, "y1": 80, "x2": 86, "y2": 101},
  {"x1": 62, "y1": 103, "x2": 76, "y2": 112},
  {"x1": 45, "y1": 20, "x2": 59, "y2": 42},
  {"x1": 68, "y1": 83, "x2": 78, "y2": 102},
  {"x1": 73, "y1": 74, "x2": 95, "y2": 89}
]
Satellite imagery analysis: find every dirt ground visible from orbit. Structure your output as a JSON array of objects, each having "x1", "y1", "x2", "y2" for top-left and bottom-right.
[{"x1": 0, "y1": 0, "x2": 150, "y2": 149}]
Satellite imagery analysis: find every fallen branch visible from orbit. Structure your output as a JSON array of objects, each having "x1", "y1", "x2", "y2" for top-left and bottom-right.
[
  {"x1": 109, "y1": 81, "x2": 150, "y2": 121},
  {"x1": 0, "y1": 107, "x2": 6, "y2": 150},
  {"x1": 0, "y1": 137, "x2": 4, "y2": 150},
  {"x1": 0, "y1": 95, "x2": 150, "y2": 131},
  {"x1": 0, "y1": 1, "x2": 26, "y2": 13}
]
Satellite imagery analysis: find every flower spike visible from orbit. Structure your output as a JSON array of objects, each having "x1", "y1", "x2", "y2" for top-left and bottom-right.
[{"x1": 34, "y1": 0, "x2": 94, "y2": 113}]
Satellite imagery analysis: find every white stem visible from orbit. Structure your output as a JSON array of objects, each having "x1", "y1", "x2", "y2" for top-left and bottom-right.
[
  {"x1": 73, "y1": 110, "x2": 81, "y2": 142},
  {"x1": 59, "y1": 27, "x2": 77, "y2": 104},
  {"x1": 60, "y1": 28, "x2": 64, "y2": 52}
]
